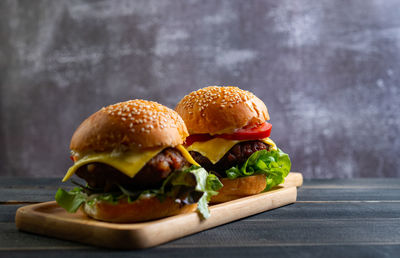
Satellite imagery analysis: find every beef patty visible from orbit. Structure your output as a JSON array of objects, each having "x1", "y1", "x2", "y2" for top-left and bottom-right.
[
  {"x1": 190, "y1": 141, "x2": 270, "y2": 177},
  {"x1": 75, "y1": 148, "x2": 189, "y2": 192}
]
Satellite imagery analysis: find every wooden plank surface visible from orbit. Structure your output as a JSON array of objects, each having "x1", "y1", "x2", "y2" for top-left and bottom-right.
[
  {"x1": 1, "y1": 245, "x2": 400, "y2": 258},
  {"x1": 1, "y1": 177, "x2": 400, "y2": 257},
  {"x1": 5, "y1": 218, "x2": 400, "y2": 247},
  {"x1": 297, "y1": 188, "x2": 400, "y2": 201}
]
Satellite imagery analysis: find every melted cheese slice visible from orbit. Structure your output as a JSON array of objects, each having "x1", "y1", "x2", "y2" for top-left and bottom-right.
[
  {"x1": 62, "y1": 145, "x2": 198, "y2": 182},
  {"x1": 176, "y1": 145, "x2": 200, "y2": 166},
  {"x1": 262, "y1": 138, "x2": 278, "y2": 151},
  {"x1": 187, "y1": 137, "x2": 277, "y2": 164}
]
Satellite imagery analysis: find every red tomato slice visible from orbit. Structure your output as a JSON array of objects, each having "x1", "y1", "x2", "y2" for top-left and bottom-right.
[
  {"x1": 184, "y1": 122, "x2": 272, "y2": 146},
  {"x1": 219, "y1": 122, "x2": 272, "y2": 141}
]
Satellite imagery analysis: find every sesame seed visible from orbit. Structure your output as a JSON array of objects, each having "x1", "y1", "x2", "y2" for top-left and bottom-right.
[{"x1": 102, "y1": 99, "x2": 184, "y2": 143}]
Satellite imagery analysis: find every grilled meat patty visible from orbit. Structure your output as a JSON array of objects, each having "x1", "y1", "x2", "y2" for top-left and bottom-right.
[
  {"x1": 190, "y1": 141, "x2": 270, "y2": 177},
  {"x1": 75, "y1": 148, "x2": 189, "y2": 192}
]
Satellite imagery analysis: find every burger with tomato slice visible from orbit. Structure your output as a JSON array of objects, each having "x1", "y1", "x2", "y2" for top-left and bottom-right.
[
  {"x1": 55, "y1": 100, "x2": 222, "y2": 222},
  {"x1": 175, "y1": 86, "x2": 291, "y2": 203}
]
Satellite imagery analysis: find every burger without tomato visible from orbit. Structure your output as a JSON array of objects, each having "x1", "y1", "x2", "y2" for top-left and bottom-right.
[
  {"x1": 56, "y1": 100, "x2": 222, "y2": 222},
  {"x1": 175, "y1": 86, "x2": 291, "y2": 203}
]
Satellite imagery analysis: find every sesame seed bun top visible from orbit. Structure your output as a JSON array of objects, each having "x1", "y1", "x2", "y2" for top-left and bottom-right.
[
  {"x1": 70, "y1": 100, "x2": 189, "y2": 152},
  {"x1": 175, "y1": 86, "x2": 269, "y2": 134}
]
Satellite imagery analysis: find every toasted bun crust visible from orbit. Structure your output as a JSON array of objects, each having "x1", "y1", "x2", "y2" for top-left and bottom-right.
[
  {"x1": 175, "y1": 86, "x2": 269, "y2": 134},
  {"x1": 210, "y1": 174, "x2": 267, "y2": 203},
  {"x1": 82, "y1": 197, "x2": 197, "y2": 222},
  {"x1": 70, "y1": 100, "x2": 188, "y2": 152}
]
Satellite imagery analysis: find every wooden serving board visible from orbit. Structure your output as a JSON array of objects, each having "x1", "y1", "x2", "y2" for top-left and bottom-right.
[{"x1": 15, "y1": 172, "x2": 302, "y2": 249}]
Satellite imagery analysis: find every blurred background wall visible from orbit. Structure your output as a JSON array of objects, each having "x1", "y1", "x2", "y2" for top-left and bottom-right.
[{"x1": 0, "y1": 0, "x2": 399, "y2": 178}]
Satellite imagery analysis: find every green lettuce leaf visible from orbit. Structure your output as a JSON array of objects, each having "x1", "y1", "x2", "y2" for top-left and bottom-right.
[
  {"x1": 55, "y1": 187, "x2": 87, "y2": 213},
  {"x1": 196, "y1": 175, "x2": 222, "y2": 218},
  {"x1": 159, "y1": 166, "x2": 223, "y2": 219},
  {"x1": 55, "y1": 166, "x2": 222, "y2": 219},
  {"x1": 225, "y1": 148, "x2": 291, "y2": 191},
  {"x1": 185, "y1": 166, "x2": 223, "y2": 218}
]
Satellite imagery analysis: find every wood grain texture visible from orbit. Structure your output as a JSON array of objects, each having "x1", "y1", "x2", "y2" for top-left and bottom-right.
[
  {"x1": 297, "y1": 188, "x2": 400, "y2": 201},
  {"x1": 15, "y1": 186, "x2": 298, "y2": 249},
  {"x1": 302, "y1": 178, "x2": 400, "y2": 188},
  {"x1": 0, "y1": 205, "x2": 23, "y2": 222},
  {"x1": 5, "y1": 216, "x2": 400, "y2": 248},
  {"x1": 2, "y1": 177, "x2": 400, "y2": 257},
  {"x1": 1, "y1": 245, "x2": 400, "y2": 258}
]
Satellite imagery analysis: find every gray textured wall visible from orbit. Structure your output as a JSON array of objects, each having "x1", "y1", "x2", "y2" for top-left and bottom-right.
[{"x1": 1, "y1": 0, "x2": 399, "y2": 178}]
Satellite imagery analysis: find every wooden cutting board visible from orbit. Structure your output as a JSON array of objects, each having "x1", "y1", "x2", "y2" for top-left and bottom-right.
[{"x1": 15, "y1": 172, "x2": 303, "y2": 249}]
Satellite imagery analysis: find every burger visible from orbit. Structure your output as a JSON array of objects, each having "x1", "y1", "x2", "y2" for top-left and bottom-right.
[
  {"x1": 55, "y1": 100, "x2": 222, "y2": 222},
  {"x1": 175, "y1": 86, "x2": 291, "y2": 203}
]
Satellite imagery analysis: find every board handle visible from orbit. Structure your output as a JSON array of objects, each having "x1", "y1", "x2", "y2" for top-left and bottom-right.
[{"x1": 281, "y1": 172, "x2": 303, "y2": 188}]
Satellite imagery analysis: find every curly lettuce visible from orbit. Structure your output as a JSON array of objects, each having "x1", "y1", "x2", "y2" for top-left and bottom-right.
[
  {"x1": 55, "y1": 166, "x2": 222, "y2": 219},
  {"x1": 225, "y1": 148, "x2": 291, "y2": 191}
]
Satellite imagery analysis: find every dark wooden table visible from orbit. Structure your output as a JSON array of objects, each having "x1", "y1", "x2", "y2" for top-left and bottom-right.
[{"x1": 1, "y1": 177, "x2": 400, "y2": 257}]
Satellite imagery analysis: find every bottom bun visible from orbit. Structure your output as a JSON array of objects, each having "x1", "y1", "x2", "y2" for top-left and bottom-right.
[
  {"x1": 82, "y1": 196, "x2": 197, "y2": 223},
  {"x1": 210, "y1": 174, "x2": 267, "y2": 203}
]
